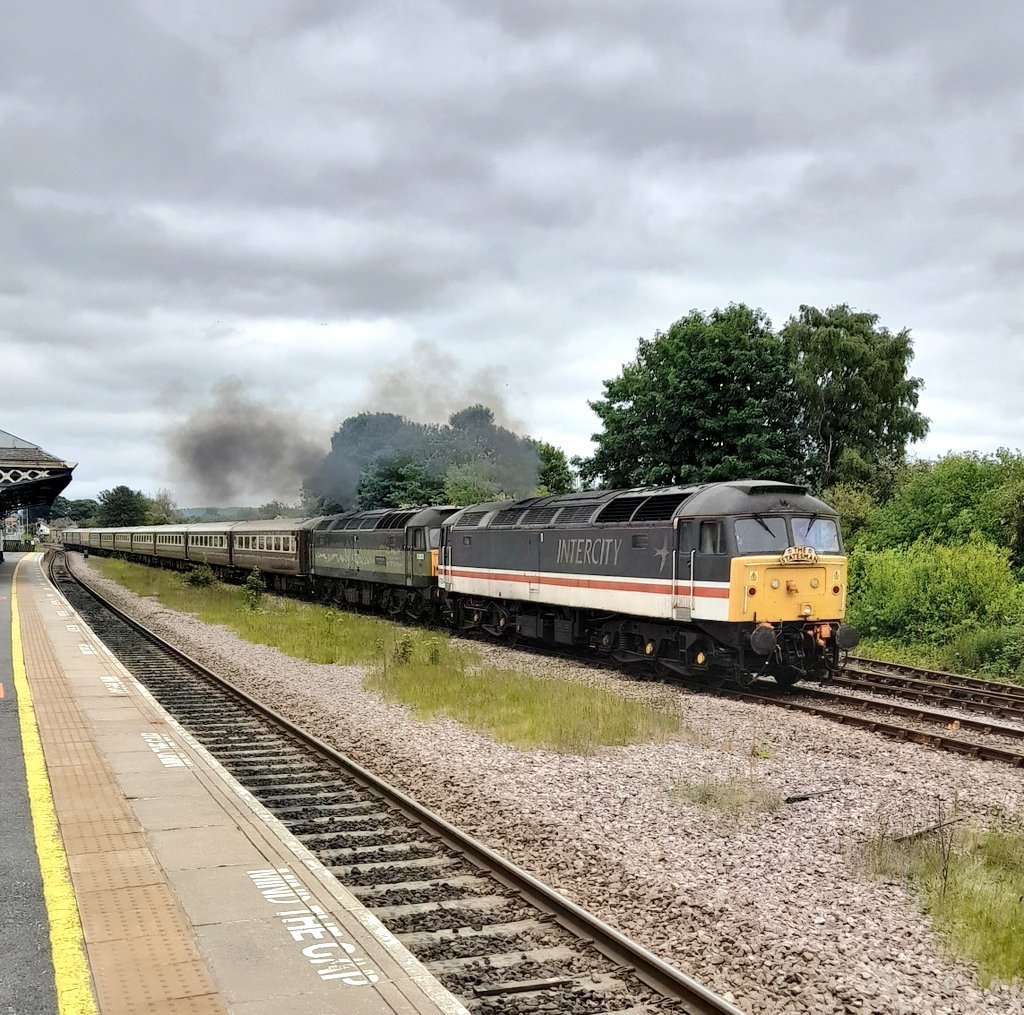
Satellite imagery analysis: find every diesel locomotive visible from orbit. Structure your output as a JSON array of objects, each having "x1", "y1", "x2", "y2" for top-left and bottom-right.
[{"x1": 60, "y1": 479, "x2": 858, "y2": 686}]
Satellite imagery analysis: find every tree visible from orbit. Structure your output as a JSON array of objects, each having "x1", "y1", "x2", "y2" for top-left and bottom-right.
[
  {"x1": 781, "y1": 304, "x2": 929, "y2": 491},
  {"x1": 145, "y1": 488, "x2": 182, "y2": 525},
  {"x1": 304, "y1": 405, "x2": 543, "y2": 511},
  {"x1": 47, "y1": 496, "x2": 98, "y2": 522},
  {"x1": 443, "y1": 460, "x2": 506, "y2": 506},
  {"x1": 47, "y1": 495, "x2": 74, "y2": 520},
  {"x1": 536, "y1": 442, "x2": 575, "y2": 495},
  {"x1": 96, "y1": 486, "x2": 148, "y2": 527},
  {"x1": 577, "y1": 305, "x2": 804, "y2": 488},
  {"x1": 357, "y1": 455, "x2": 446, "y2": 509}
]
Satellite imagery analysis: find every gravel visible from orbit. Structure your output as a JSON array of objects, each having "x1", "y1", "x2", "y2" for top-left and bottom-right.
[{"x1": 70, "y1": 554, "x2": 1024, "y2": 1015}]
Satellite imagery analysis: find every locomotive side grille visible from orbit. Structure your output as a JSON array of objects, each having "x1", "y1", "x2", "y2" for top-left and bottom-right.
[
  {"x1": 631, "y1": 493, "x2": 693, "y2": 521},
  {"x1": 555, "y1": 504, "x2": 601, "y2": 525},
  {"x1": 595, "y1": 497, "x2": 647, "y2": 523},
  {"x1": 521, "y1": 506, "x2": 560, "y2": 526},
  {"x1": 453, "y1": 510, "x2": 487, "y2": 527},
  {"x1": 492, "y1": 507, "x2": 529, "y2": 526}
]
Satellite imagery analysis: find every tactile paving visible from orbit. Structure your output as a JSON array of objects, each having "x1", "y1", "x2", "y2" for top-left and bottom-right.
[{"x1": 17, "y1": 575, "x2": 229, "y2": 1014}]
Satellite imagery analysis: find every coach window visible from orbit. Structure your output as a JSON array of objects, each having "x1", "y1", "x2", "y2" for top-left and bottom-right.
[
  {"x1": 699, "y1": 520, "x2": 724, "y2": 554},
  {"x1": 274, "y1": 537, "x2": 282, "y2": 551}
]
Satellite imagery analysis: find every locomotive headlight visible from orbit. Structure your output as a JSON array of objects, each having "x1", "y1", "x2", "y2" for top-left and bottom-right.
[
  {"x1": 770, "y1": 579, "x2": 780, "y2": 589},
  {"x1": 802, "y1": 604, "x2": 812, "y2": 615},
  {"x1": 810, "y1": 578, "x2": 820, "y2": 589}
]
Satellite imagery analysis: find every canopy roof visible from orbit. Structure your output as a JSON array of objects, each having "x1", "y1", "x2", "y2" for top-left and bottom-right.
[{"x1": 0, "y1": 429, "x2": 76, "y2": 514}]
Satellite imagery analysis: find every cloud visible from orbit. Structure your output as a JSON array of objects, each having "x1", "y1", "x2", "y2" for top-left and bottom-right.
[{"x1": 2, "y1": 0, "x2": 1022, "y2": 501}]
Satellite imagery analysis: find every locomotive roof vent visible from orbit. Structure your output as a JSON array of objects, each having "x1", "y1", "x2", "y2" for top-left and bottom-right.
[{"x1": 735, "y1": 481, "x2": 808, "y2": 496}]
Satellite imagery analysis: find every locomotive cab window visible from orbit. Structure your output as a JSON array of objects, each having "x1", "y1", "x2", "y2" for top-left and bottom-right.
[
  {"x1": 428, "y1": 527, "x2": 441, "y2": 549},
  {"x1": 793, "y1": 517, "x2": 841, "y2": 553},
  {"x1": 411, "y1": 528, "x2": 426, "y2": 550},
  {"x1": 734, "y1": 516, "x2": 788, "y2": 554},
  {"x1": 699, "y1": 520, "x2": 724, "y2": 554}
]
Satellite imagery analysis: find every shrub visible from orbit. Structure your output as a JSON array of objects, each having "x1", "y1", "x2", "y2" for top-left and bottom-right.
[
  {"x1": 944, "y1": 626, "x2": 1024, "y2": 680},
  {"x1": 184, "y1": 563, "x2": 216, "y2": 588},
  {"x1": 242, "y1": 567, "x2": 266, "y2": 611},
  {"x1": 848, "y1": 538, "x2": 1022, "y2": 645}
]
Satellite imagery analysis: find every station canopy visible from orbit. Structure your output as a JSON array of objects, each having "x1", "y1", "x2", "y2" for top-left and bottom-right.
[{"x1": 0, "y1": 429, "x2": 76, "y2": 514}]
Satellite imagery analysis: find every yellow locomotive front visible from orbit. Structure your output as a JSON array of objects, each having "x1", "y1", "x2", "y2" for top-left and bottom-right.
[{"x1": 724, "y1": 511, "x2": 858, "y2": 684}]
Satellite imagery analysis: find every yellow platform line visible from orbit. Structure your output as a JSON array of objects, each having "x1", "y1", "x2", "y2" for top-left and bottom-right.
[{"x1": 11, "y1": 555, "x2": 98, "y2": 1015}]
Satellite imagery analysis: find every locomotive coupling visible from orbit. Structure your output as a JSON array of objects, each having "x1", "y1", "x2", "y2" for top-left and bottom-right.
[{"x1": 749, "y1": 623, "x2": 777, "y2": 655}]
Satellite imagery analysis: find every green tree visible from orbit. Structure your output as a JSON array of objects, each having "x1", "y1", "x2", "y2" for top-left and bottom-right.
[
  {"x1": 358, "y1": 455, "x2": 446, "y2": 509},
  {"x1": 443, "y1": 460, "x2": 506, "y2": 506},
  {"x1": 48, "y1": 497, "x2": 99, "y2": 523},
  {"x1": 96, "y1": 485, "x2": 148, "y2": 527},
  {"x1": 536, "y1": 441, "x2": 575, "y2": 495},
  {"x1": 577, "y1": 305, "x2": 803, "y2": 488},
  {"x1": 145, "y1": 488, "x2": 182, "y2": 525},
  {"x1": 781, "y1": 304, "x2": 929, "y2": 491},
  {"x1": 47, "y1": 495, "x2": 74, "y2": 520},
  {"x1": 822, "y1": 482, "x2": 876, "y2": 547}
]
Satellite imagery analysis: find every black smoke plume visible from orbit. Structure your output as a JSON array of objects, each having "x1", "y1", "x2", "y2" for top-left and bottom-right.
[{"x1": 169, "y1": 382, "x2": 326, "y2": 505}]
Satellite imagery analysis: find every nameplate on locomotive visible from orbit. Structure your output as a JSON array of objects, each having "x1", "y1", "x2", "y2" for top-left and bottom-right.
[{"x1": 780, "y1": 545, "x2": 818, "y2": 564}]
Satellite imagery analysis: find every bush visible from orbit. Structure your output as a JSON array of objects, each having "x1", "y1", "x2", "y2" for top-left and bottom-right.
[
  {"x1": 184, "y1": 563, "x2": 216, "y2": 588},
  {"x1": 848, "y1": 538, "x2": 1022, "y2": 645},
  {"x1": 944, "y1": 626, "x2": 1024, "y2": 680},
  {"x1": 242, "y1": 567, "x2": 266, "y2": 611}
]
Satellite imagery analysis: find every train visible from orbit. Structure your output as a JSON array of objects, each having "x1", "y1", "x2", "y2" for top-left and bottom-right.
[{"x1": 59, "y1": 479, "x2": 859, "y2": 686}]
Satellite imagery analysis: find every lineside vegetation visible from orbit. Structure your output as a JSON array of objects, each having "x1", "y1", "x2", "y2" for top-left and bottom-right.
[
  {"x1": 90, "y1": 557, "x2": 680, "y2": 754},
  {"x1": 867, "y1": 822, "x2": 1024, "y2": 986}
]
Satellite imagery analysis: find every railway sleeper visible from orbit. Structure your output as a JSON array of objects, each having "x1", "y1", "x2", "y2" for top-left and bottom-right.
[
  {"x1": 348, "y1": 873, "x2": 493, "y2": 898},
  {"x1": 369, "y1": 894, "x2": 515, "y2": 924}
]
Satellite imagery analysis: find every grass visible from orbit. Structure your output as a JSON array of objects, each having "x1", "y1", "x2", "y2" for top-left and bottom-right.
[
  {"x1": 867, "y1": 820, "x2": 1024, "y2": 987},
  {"x1": 672, "y1": 773, "x2": 782, "y2": 820},
  {"x1": 856, "y1": 636, "x2": 1024, "y2": 688},
  {"x1": 366, "y1": 632, "x2": 680, "y2": 754},
  {"x1": 91, "y1": 557, "x2": 681, "y2": 755},
  {"x1": 92, "y1": 556, "x2": 397, "y2": 664}
]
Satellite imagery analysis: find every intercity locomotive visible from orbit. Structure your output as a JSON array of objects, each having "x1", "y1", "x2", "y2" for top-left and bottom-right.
[{"x1": 60, "y1": 479, "x2": 858, "y2": 686}]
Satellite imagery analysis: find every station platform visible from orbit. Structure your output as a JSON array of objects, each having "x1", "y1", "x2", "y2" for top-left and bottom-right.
[{"x1": 0, "y1": 553, "x2": 471, "y2": 1015}]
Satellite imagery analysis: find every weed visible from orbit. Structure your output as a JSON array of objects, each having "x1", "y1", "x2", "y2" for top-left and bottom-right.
[
  {"x1": 672, "y1": 775, "x2": 782, "y2": 820},
  {"x1": 865, "y1": 802, "x2": 1024, "y2": 986}
]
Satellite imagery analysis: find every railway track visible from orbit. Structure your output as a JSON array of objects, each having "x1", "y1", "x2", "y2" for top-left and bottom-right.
[
  {"x1": 723, "y1": 683, "x2": 1024, "y2": 768},
  {"x1": 48, "y1": 552, "x2": 744, "y2": 1015},
  {"x1": 844, "y1": 657, "x2": 1024, "y2": 714}
]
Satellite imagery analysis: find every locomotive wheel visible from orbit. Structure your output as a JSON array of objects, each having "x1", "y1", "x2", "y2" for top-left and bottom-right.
[{"x1": 773, "y1": 670, "x2": 800, "y2": 688}]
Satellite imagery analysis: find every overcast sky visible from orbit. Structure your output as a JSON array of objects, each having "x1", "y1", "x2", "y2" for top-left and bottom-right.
[{"x1": 3, "y1": 0, "x2": 1022, "y2": 505}]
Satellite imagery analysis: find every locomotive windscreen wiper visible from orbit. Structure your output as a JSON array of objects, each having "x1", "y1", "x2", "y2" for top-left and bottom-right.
[{"x1": 751, "y1": 513, "x2": 773, "y2": 535}]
